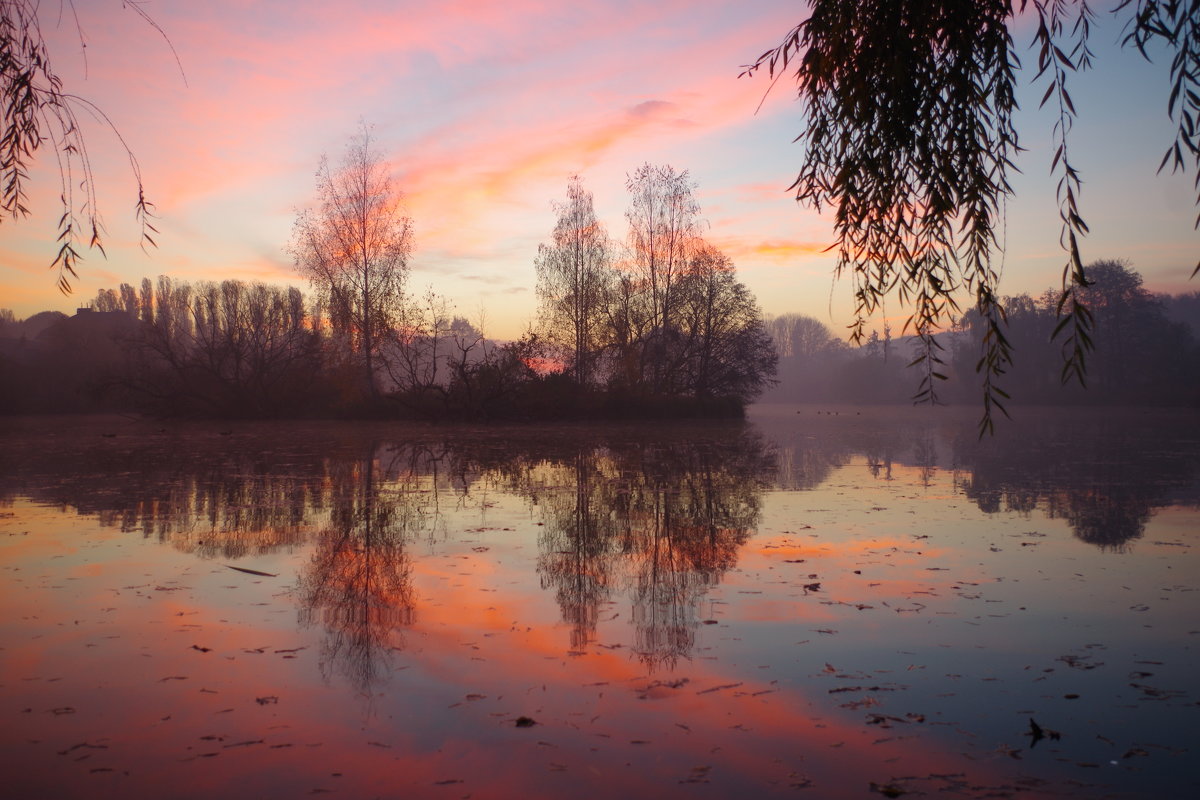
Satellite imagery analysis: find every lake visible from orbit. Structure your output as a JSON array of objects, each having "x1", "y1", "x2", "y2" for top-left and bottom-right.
[{"x1": 1, "y1": 405, "x2": 1197, "y2": 799}]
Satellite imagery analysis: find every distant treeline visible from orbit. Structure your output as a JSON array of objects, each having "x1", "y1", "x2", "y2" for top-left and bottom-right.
[
  {"x1": 0, "y1": 272, "x2": 769, "y2": 419},
  {"x1": 2, "y1": 260, "x2": 1195, "y2": 417},
  {"x1": 761, "y1": 260, "x2": 1200, "y2": 407},
  {"x1": 0, "y1": 276, "x2": 580, "y2": 418}
]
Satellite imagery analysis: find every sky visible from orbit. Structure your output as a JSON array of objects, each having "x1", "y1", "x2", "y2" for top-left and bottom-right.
[{"x1": 2, "y1": 0, "x2": 1196, "y2": 340}]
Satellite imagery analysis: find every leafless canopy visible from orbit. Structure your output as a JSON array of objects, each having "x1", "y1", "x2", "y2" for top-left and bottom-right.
[
  {"x1": 291, "y1": 128, "x2": 412, "y2": 396},
  {"x1": 535, "y1": 175, "x2": 613, "y2": 387}
]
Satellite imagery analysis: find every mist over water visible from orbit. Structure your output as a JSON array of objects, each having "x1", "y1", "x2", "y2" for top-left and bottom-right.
[{"x1": 2, "y1": 406, "x2": 1197, "y2": 798}]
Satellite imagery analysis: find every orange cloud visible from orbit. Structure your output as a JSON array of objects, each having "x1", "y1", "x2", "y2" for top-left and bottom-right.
[{"x1": 711, "y1": 237, "x2": 832, "y2": 265}]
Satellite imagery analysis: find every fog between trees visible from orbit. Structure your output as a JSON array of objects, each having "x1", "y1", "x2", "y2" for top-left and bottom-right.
[{"x1": 761, "y1": 261, "x2": 1200, "y2": 408}]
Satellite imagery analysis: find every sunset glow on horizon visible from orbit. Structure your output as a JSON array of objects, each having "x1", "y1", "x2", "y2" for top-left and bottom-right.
[{"x1": 2, "y1": 0, "x2": 1195, "y2": 338}]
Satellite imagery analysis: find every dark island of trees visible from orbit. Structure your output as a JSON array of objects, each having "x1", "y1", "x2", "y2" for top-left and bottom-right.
[{"x1": 0, "y1": 150, "x2": 777, "y2": 420}]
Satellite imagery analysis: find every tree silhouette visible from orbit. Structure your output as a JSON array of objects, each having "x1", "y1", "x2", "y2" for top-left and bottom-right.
[
  {"x1": 536, "y1": 175, "x2": 614, "y2": 388},
  {"x1": 291, "y1": 127, "x2": 412, "y2": 398}
]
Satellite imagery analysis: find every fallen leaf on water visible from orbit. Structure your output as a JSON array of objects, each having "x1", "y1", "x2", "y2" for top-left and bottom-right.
[
  {"x1": 224, "y1": 565, "x2": 277, "y2": 578},
  {"x1": 865, "y1": 714, "x2": 907, "y2": 727}
]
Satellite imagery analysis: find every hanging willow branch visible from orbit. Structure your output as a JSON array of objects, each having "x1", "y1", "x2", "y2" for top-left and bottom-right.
[
  {"x1": 1, "y1": 1, "x2": 180, "y2": 293},
  {"x1": 741, "y1": 1, "x2": 1021, "y2": 428},
  {"x1": 743, "y1": 0, "x2": 1200, "y2": 431},
  {"x1": 1118, "y1": 0, "x2": 1200, "y2": 275}
]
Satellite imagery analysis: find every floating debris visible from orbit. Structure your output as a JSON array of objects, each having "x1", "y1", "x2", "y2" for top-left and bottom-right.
[{"x1": 224, "y1": 565, "x2": 277, "y2": 577}]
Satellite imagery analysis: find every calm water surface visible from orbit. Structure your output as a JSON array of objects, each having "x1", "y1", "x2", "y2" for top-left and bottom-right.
[{"x1": 1, "y1": 406, "x2": 1197, "y2": 799}]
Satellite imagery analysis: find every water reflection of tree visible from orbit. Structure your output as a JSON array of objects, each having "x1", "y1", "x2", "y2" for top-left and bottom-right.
[
  {"x1": 297, "y1": 443, "x2": 448, "y2": 694},
  {"x1": 0, "y1": 427, "x2": 321, "y2": 556},
  {"x1": 517, "y1": 429, "x2": 775, "y2": 668},
  {"x1": 754, "y1": 414, "x2": 923, "y2": 491},
  {"x1": 953, "y1": 412, "x2": 1200, "y2": 550},
  {"x1": 535, "y1": 451, "x2": 620, "y2": 651},
  {"x1": 625, "y1": 437, "x2": 770, "y2": 667}
]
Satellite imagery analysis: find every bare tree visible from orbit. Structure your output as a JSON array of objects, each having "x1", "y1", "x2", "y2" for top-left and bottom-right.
[
  {"x1": 120, "y1": 276, "x2": 320, "y2": 416},
  {"x1": 535, "y1": 175, "x2": 613, "y2": 387},
  {"x1": 385, "y1": 288, "x2": 452, "y2": 399},
  {"x1": 291, "y1": 127, "x2": 412, "y2": 397},
  {"x1": 625, "y1": 164, "x2": 702, "y2": 393},
  {"x1": 765, "y1": 314, "x2": 842, "y2": 362},
  {"x1": 625, "y1": 163, "x2": 700, "y2": 335}
]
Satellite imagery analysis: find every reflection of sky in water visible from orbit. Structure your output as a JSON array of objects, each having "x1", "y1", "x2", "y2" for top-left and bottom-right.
[{"x1": 1, "y1": 407, "x2": 1197, "y2": 798}]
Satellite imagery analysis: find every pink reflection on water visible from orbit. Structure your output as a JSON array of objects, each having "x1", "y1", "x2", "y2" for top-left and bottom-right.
[
  {"x1": 2, "y1": 497, "x2": 1017, "y2": 800},
  {"x1": 3, "y1": 413, "x2": 1198, "y2": 799}
]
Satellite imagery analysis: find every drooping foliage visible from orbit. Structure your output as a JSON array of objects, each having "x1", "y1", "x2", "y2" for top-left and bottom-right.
[
  {"x1": 1, "y1": 1, "x2": 176, "y2": 291},
  {"x1": 744, "y1": 1, "x2": 1200, "y2": 431}
]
